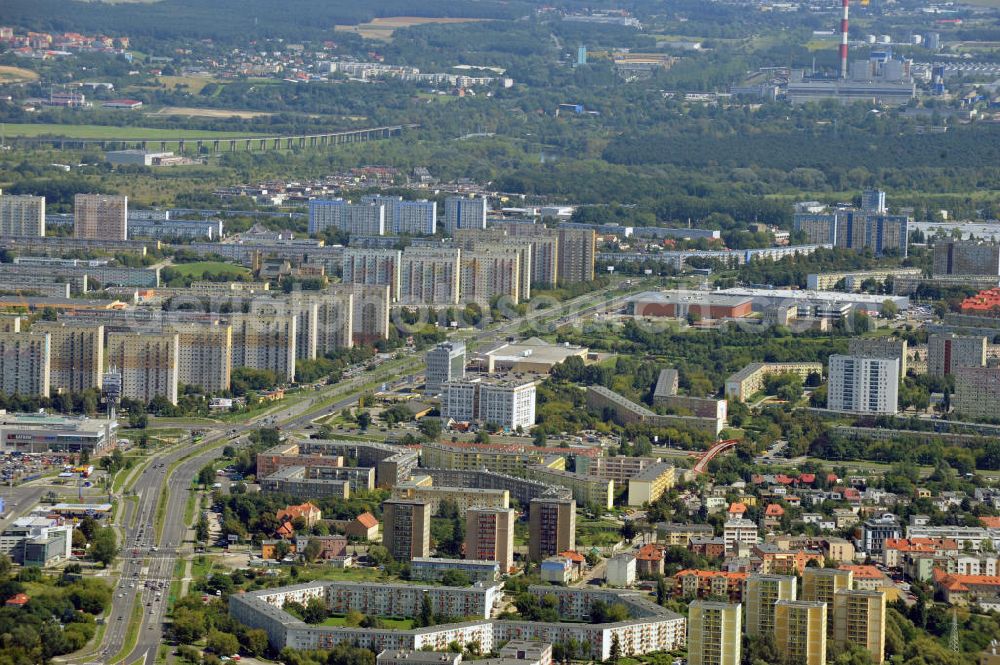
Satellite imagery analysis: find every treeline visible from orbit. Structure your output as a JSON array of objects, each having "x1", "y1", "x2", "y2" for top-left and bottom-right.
[
  {"x1": 603, "y1": 123, "x2": 1000, "y2": 172},
  {"x1": 0, "y1": 0, "x2": 527, "y2": 42}
]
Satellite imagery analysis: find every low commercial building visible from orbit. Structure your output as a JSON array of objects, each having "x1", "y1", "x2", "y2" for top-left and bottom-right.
[
  {"x1": 725, "y1": 362, "x2": 823, "y2": 402},
  {"x1": 0, "y1": 517, "x2": 73, "y2": 566},
  {"x1": 541, "y1": 556, "x2": 577, "y2": 584},
  {"x1": 481, "y1": 337, "x2": 588, "y2": 374},
  {"x1": 0, "y1": 412, "x2": 117, "y2": 455},
  {"x1": 627, "y1": 291, "x2": 753, "y2": 320},
  {"x1": 716, "y1": 287, "x2": 908, "y2": 316},
  {"x1": 807, "y1": 268, "x2": 922, "y2": 292}
]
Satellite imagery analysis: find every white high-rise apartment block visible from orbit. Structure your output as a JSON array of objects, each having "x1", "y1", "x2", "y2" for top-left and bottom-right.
[
  {"x1": 444, "y1": 196, "x2": 487, "y2": 234},
  {"x1": 342, "y1": 249, "x2": 402, "y2": 301},
  {"x1": 32, "y1": 322, "x2": 103, "y2": 393},
  {"x1": 106, "y1": 332, "x2": 179, "y2": 405},
  {"x1": 441, "y1": 378, "x2": 536, "y2": 431},
  {"x1": 827, "y1": 354, "x2": 899, "y2": 415},
  {"x1": 308, "y1": 199, "x2": 385, "y2": 236},
  {"x1": 229, "y1": 311, "x2": 297, "y2": 382},
  {"x1": 170, "y1": 322, "x2": 232, "y2": 393},
  {"x1": 425, "y1": 341, "x2": 466, "y2": 393},
  {"x1": 361, "y1": 195, "x2": 436, "y2": 235},
  {"x1": 400, "y1": 246, "x2": 461, "y2": 305},
  {"x1": 0, "y1": 194, "x2": 45, "y2": 237}
]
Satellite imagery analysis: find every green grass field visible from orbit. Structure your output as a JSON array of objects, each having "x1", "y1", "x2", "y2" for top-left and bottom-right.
[
  {"x1": 0, "y1": 122, "x2": 261, "y2": 140},
  {"x1": 321, "y1": 614, "x2": 415, "y2": 629},
  {"x1": 167, "y1": 261, "x2": 251, "y2": 279}
]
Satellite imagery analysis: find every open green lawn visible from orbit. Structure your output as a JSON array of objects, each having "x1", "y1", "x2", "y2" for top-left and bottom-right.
[
  {"x1": 167, "y1": 261, "x2": 251, "y2": 280},
  {"x1": 321, "y1": 614, "x2": 415, "y2": 629},
  {"x1": 576, "y1": 518, "x2": 623, "y2": 547},
  {"x1": 0, "y1": 122, "x2": 262, "y2": 140}
]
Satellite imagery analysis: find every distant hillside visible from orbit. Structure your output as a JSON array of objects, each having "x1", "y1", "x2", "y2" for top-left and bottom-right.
[{"x1": 1, "y1": 0, "x2": 529, "y2": 41}]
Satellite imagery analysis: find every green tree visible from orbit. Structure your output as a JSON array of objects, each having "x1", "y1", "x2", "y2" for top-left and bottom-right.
[
  {"x1": 418, "y1": 592, "x2": 434, "y2": 627},
  {"x1": 418, "y1": 418, "x2": 442, "y2": 440},
  {"x1": 302, "y1": 597, "x2": 329, "y2": 624},
  {"x1": 356, "y1": 411, "x2": 372, "y2": 430},
  {"x1": 303, "y1": 538, "x2": 323, "y2": 563},
  {"x1": 207, "y1": 630, "x2": 240, "y2": 656},
  {"x1": 197, "y1": 464, "x2": 216, "y2": 488},
  {"x1": 90, "y1": 527, "x2": 118, "y2": 567},
  {"x1": 172, "y1": 607, "x2": 207, "y2": 643},
  {"x1": 608, "y1": 634, "x2": 622, "y2": 665}
]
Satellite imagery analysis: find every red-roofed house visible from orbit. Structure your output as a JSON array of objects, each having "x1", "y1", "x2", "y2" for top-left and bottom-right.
[
  {"x1": 636, "y1": 543, "x2": 665, "y2": 577},
  {"x1": 275, "y1": 520, "x2": 295, "y2": 540},
  {"x1": 727, "y1": 502, "x2": 747, "y2": 519},
  {"x1": 840, "y1": 565, "x2": 901, "y2": 600},
  {"x1": 764, "y1": 504, "x2": 786, "y2": 529},
  {"x1": 797, "y1": 473, "x2": 816, "y2": 486},
  {"x1": 4, "y1": 593, "x2": 29, "y2": 607},
  {"x1": 277, "y1": 502, "x2": 322, "y2": 528},
  {"x1": 345, "y1": 512, "x2": 379, "y2": 540},
  {"x1": 981, "y1": 517, "x2": 1000, "y2": 529},
  {"x1": 933, "y1": 568, "x2": 1000, "y2": 604},
  {"x1": 559, "y1": 550, "x2": 586, "y2": 578},
  {"x1": 883, "y1": 537, "x2": 958, "y2": 568}
]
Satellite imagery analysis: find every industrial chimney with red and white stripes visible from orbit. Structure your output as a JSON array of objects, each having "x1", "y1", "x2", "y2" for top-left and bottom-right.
[{"x1": 840, "y1": 0, "x2": 850, "y2": 79}]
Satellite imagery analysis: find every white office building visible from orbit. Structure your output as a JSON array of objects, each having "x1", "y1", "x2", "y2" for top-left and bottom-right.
[
  {"x1": 442, "y1": 378, "x2": 536, "y2": 431},
  {"x1": 827, "y1": 354, "x2": 899, "y2": 415},
  {"x1": 425, "y1": 341, "x2": 466, "y2": 393},
  {"x1": 444, "y1": 196, "x2": 488, "y2": 234}
]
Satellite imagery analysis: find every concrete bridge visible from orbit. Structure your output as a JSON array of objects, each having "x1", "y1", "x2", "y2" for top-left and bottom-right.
[{"x1": 8, "y1": 124, "x2": 416, "y2": 153}]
